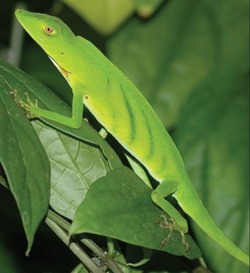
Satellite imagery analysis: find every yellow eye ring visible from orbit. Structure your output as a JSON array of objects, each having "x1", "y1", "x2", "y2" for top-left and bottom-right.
[{"x1": 44, "y1": 26, "x2": 54, "y2": 34}]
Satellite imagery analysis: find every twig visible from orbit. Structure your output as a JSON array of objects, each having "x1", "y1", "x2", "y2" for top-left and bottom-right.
[
  {"x1": 47, "y1": 210, "x2": 125, "y2": 273},
  {"x1": 45, "y1": 216, "x2": 104, "y2": 273}
]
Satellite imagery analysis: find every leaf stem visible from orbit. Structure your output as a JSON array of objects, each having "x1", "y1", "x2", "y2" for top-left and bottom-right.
[
  {"x1": 107, "y1": 237, "x2": 115, "y2": 256},
  {"x1": 80, "y1": 237, "x2": 124, "y2": 273},
  {"x1": 45, "y1": 216, "x2": 104, "y2": 273},
  {"x1": 47, "y1": 210, "x2": 125, "y2": 273}
]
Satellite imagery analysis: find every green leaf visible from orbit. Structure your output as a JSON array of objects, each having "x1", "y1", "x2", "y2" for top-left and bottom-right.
[
  {"x1": 60, "y1": 0, "x2": 135, "y2": 35},
  {"x1": 108, "y1": 0, "x2": 248, "y2": 129},
  {"x1": 33, "y1": 121, "x2": 110, "y2": 220},
  {"x1": 108, "y1": 0, "x2": 218, "y2": 127},
  {"x1": 0, "y1": 175, "x2": 8, "y2": 188},
  {"x1": 172, "y1": 0, "x2": 249, "y2": 271},
  {"x1": 0, "y1": 58, "x2": 122, "y2": 252},
  {"x1": 0, "y1": 60, "x2": 50, "y2": 253},
  {"x1": 175, "y1": 70, "x2": 249, "y2": 272},
  {"x1": 1, "y1": 59, "x2": 122, "y2": 171},
  {"x1": 70, "y1": 166, "x2": 202, "y2": 260}
]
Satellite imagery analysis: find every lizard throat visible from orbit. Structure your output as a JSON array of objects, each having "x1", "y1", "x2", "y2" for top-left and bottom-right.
[{"x1": 48, "y1": 56, "x2": 72, "y2": 84}]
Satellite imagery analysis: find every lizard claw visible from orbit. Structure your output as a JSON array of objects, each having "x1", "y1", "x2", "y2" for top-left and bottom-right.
[
  {"x1": 10, "y1": 89, "x2": 40, "y2": 118},
  {"x1": 157, "y1": 214, "x2": 190, "y2": 251}
]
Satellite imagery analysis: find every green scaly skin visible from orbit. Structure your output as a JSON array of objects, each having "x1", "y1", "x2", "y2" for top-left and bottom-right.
[{"x1": 15, "y1": 9, "x2": 249, "y2": 266}]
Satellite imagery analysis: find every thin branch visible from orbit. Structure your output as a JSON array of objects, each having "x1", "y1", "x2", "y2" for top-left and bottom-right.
[
  {"x1": 47, "y1": 210, "x2": 125, "y2": 273},
  {"x1": 45, "y1": 216, "x2": 104, "y2": 273}
]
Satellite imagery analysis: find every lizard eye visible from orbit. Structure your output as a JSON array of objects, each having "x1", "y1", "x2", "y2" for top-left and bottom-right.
[{"x1": 44, "y1": 26, "x2": 54, "y2": 34}]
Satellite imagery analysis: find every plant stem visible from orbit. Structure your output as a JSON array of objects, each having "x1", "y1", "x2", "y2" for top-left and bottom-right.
[
  {"x1": 45, "y1": 216, "x2": 104, "y2": 273},
  {"x1": 47, "y1": 210, "x2": 125, "y2": 273},
  {"x1": 107, "y1": 237, "x2": 115, "y2": 256},
  {"x1": 80, "y1": 237, "x2": 124, "y2": 273}
]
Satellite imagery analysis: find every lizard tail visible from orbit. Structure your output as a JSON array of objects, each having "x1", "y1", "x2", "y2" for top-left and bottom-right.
[{"x1": 176, "y1": 182, "x2": 249, "y2": 266}]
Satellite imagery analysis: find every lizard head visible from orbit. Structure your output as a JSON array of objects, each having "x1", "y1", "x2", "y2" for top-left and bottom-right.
[{"x1": 15, "y1": 9, "x2": 76, "y2": 64}]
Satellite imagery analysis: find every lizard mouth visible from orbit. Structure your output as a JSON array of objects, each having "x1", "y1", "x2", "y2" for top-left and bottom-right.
[{"x1": 48, "y1": 56, "x2": 72, "y2": 83}]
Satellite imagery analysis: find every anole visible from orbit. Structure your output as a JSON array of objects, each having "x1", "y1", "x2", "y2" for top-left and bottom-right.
[{"x1": 15, "y1": 9, "x2": 249, "y2": 266}]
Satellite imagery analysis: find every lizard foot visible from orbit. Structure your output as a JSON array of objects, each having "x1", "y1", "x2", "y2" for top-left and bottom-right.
[
  {"x1": 10, "y1": 89, "x2": 40, "y2": 118},
  {"x1": 157, "y1": 214, "x2": 190, "y2": 251}
]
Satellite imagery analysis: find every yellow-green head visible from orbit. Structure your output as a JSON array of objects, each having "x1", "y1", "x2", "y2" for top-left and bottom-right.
[{"x1": 15, "y1": 9, "x2": 76, "y2": 64}]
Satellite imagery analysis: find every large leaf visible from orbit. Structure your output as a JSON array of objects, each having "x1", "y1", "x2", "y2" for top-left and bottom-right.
[
  {"x1": 172, "y1": 0, "x2": 249, "y2": 271},
  {"x1": 175, "y1": 70, "x2": 249, "y2": 272},
  {"x1": 0, "y1": 59, "x2": 122, "y2": 171},
  {"x1": 108, "y1": 0, "x2": 248, "y2": 129},
  {"x1": 0, "y1": 58, "x2": 122, "y2": 251},
  {"x1": 0, "y1": 60, "x2": 50, "y2": 253},
  {"x1": 60, "y1": 0, "x2": 135, "y2": 35},
  {"x1": 108, "y1": 0, "x2": 218, "y2": 127},
  {"x1": 33, "y1": 121, "x2": 110, "y2": 220},
  {"x1": 70, "y1": 166, "x2": 202, "y2": 260}
]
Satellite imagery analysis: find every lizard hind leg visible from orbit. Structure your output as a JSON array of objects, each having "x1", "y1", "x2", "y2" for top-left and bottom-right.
[{"x1": 152, "y1": 180, "x2": 189, "y2": 251}]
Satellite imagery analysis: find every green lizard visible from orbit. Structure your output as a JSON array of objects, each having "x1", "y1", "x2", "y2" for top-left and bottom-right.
[{"x1": 15, "y1": 9, "x2": 249, "y2": 266}]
